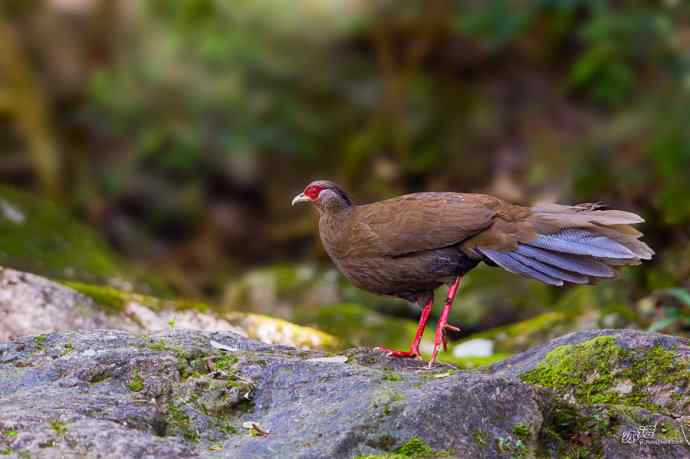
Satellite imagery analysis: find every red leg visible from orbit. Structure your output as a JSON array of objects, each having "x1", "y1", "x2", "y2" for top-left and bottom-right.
[
  {"x1": 429, "y1": 276, "x2": 463, "y2": 367},
  {"x1": 375, "y1": 296, "x2": 433, "y2": 358}
]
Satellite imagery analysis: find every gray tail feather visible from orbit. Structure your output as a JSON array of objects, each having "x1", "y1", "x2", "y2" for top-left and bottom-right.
[
  {"x1": 479, "y1": 228, "x2": 651, "y2": 286},
  {"x1": 478, "y1": 248, "x2": 567, "y2": 286},
  {"x1": 527, "y1": 229, "x2": 636, "y2": 259},
  {"x1": 515, "y1": 245, "x2": 615, "y2": 278}
]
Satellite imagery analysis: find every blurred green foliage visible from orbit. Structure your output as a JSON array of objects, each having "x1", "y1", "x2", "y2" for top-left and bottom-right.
[{"x1": 0, "y1": 0, "x2": 689, "y2": 338}]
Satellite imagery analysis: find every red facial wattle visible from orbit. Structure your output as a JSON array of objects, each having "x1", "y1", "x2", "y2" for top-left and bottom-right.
[{"x1": 304, "y1": 185, "x2": 322, "y2": 200}]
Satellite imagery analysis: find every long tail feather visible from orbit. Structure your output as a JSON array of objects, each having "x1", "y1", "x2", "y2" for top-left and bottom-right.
[
  {"x1": 509, "y1": 252, "x2": 589, "y2": 284},
  {"x1": 478, "y1": 248, "x2": 564, "y2": 286},
  {"x1": 515, "y1": 245, "x2": 615, "y2": 278},
  {"x1": 527, "y1": 229, "x2": 635, "y2": 259},
  {"x1": 476, "y1": 203, "x2": 652, "y2": 286}
]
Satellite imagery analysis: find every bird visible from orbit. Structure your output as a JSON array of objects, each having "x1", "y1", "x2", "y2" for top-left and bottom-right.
[{"x1": 292, "y1": 180, "x2": 653, "y2": 366}]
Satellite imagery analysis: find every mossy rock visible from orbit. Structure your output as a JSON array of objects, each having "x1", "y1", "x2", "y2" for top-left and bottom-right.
[
  {"x1": 66, "y1": 279, "x2": 339, "y2": 351},
  {"x1": 0, "y1": 328, "x2": 547, "y2": 458},
  {"x1": 521, "y1": 335, "x2": 690, "y2": 413},
  {"x1": 64, "y1": 281, "x2": 209, "y2": 315},
  {"x1": 493, "y1": 329, "x2": 690, "y2": 417},
  {"x1": 1, "y1": 268, "x2": 338, "y2": 351},
  {"x1": 491, "y1": 330, "x2": 690, "y2": 457},
  {"x1": 0, "y1": 185, "x2": 168, "y2": 293}
]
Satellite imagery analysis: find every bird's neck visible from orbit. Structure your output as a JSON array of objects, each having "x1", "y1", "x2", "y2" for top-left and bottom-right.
[
  {"x1": 318, "y1": 205, "x2": 353, "y2": 260},
  {"x1": 319, "y1": 197, "x2": 352, "y2": 216},
  {"x1": 319, "y1": 202, "x2": 353, "y2": 236}
]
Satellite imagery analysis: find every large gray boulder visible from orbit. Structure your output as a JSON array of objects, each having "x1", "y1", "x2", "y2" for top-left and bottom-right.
[
  {"x1": 0, "y1": 329, "x2": 540, "y2": 458},
  {"x1": 1, "y1": 328, "x2": 689, "y2": 458},
  {"x1": 0, "y1": 267, "x2": 337, "y2": 350}
]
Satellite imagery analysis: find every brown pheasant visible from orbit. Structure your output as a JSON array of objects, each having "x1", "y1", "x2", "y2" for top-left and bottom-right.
[{"x1": 292, "y1": 180, "x2": 653, "y2": 366}]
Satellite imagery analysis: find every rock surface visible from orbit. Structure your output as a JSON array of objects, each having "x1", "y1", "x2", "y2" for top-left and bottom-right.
[
  {"x1": 0, "y1": 267, "x2": 337, "y2": 351},
  {"x1": 1, "y1": 328, "x2": 688, "y2": 458}
]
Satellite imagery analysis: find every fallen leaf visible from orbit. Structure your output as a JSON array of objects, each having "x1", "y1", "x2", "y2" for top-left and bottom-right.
[{"x1": 305, "y1": 356, "x2": 348, "y2": 364}]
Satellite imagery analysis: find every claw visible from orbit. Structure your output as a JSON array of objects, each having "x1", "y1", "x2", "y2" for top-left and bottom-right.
[
  {"x1": 373, "y1": 296, "x2": 433, "y2": 361},
  {"x1": 375, "y1": 346, "x2": 420, "y2": 359}
]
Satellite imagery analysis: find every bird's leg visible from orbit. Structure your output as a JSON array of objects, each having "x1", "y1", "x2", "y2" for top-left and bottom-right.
[
  {"x1": 429, "y1": 276, "x2": 463, "y2": 367},
  {"x1": 375, "y1": 296, "x2": 433, "y2": 358}
]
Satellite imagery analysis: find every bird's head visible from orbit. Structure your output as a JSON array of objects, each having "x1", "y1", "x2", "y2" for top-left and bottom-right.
[{"x1": 292, "y1": 180, "x2": 352, "y2": 213}]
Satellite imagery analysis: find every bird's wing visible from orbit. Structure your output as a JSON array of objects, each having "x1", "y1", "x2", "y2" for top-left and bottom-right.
[{"x1": 350, "y1": 192, "x2": 502, "y2": 257}]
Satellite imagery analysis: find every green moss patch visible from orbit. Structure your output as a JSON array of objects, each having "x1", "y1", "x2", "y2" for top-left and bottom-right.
[
  {"x1": 472, "y1": 429, "x2": 487, "y2": 447},
  {"x1": 512, "y1": 423, "x2": 531, "y2": 439},
  {"x1": 355, "y1": 436, "x2": 450, "y2": 458},
  {"x1": 212, "y1": 355, "x2": 239, "y2": 373},
  {"x1": 164, "y1": 402, "x2": 199, "y2": 442},
  {"x1": 127, "y1": 370, "x2": 144, "y2": 392},
  {"x1": 64, "y1": 281, "x2": 207, "y2": 314},
  {"x1": 395, "y1": 437, "x2": 443, "y2": 457},
  {"x1": 49, "y1": 420, "x2": 68, "y2": 437},
  {"x1": 382, "y1": 372, "x2": 402, "y2": 382},
  {"x1": 522, "y1": 336, "x2": 690, "y2": 413},
  {"x1": 64, "y1": 282, "x2": 128, "y2": 313}
]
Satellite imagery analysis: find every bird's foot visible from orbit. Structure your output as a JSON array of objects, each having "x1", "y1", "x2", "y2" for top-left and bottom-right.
[{"x1": 374, "y1": 346, "x2": 421, "y2": 359}]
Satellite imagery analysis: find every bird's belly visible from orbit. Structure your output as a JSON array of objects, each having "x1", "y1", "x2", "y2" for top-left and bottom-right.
[{"x1": 334, "y1": 248, "x2": 477, "y2": 296}]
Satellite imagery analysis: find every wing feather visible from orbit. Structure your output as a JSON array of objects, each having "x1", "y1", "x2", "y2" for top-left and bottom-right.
[{"x1": 351, "y1": 192, "x2": 500, "y2": 257}]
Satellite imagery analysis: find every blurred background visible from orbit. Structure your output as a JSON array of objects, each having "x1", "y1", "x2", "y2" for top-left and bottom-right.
[{"x1": 1, "y1": 0, "x2": 689, "y2": 361}]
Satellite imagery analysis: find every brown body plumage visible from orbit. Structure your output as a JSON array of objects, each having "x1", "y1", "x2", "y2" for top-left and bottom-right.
[{"x1": 292, "y1": 180, "x2": 653, "y2": 363}]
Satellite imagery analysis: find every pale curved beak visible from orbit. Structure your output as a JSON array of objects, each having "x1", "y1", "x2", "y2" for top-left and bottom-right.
[{"x1": 291, "y1": 193, "x2": 310, "y2": 206}]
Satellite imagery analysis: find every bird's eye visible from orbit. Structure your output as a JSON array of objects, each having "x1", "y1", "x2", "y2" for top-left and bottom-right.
[{"x1": 305, "y1": 186, "x2": 322, "y2": 200}]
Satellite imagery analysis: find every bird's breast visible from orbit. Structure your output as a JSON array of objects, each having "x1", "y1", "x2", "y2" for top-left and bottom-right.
[{"x1": 318, "y1": 214, "x2": 356, "y2": 259}]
